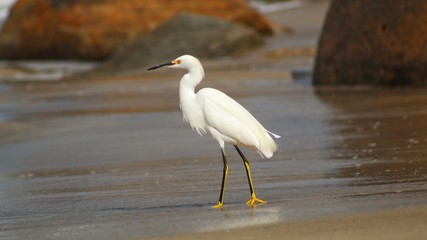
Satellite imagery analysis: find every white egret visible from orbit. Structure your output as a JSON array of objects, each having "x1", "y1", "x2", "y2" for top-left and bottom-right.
[{"x1": 147, "y1": 55, "x2": 280, "y2": 208}]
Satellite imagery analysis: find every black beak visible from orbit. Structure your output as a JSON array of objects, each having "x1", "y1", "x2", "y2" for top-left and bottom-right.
[{"x1": 147, "y1": 62, "x2": 174, "y2": 71}]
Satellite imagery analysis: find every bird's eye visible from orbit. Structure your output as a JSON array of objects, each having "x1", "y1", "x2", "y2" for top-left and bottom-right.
[{"x1": 173, "y1": 59, "x2": 181, "y2": 65}]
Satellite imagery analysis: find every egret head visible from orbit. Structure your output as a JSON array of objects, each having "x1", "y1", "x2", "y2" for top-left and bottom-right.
[{"x1": 147, "y1": 55, "x2": 202, "y2": 71}]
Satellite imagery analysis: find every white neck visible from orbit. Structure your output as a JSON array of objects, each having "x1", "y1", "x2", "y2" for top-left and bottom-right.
[
  {"x1": 179, "y1": 64, "x2": 205, "y2": 99},
  {"x1": 178, "y1": 64, "x2": 206, "y2": 134}
]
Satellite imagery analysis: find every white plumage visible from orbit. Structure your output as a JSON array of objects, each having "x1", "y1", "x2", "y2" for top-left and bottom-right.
[
  {"x1": 147, "y1": 54, "x2": 280, "y2": 208},
  {"x1": 198, "y1": 88, "x2": 278, "y2": 158}
]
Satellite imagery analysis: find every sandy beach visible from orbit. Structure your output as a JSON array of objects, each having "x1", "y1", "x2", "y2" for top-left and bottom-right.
[
  {"x1": 1, "y1": 1, "x2": 427, "y2": 239},
  {"x1": 150, "y1": 205, "x2": 427, "y2": 240}
]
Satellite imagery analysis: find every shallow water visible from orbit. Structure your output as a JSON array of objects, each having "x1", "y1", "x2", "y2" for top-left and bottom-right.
[{"x1": 0, "y1": 69, "x2": 427, "y2": 240}]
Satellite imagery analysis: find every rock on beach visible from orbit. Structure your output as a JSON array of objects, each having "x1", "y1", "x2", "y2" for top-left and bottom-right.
[
  {"x1": 314, "y1": 0, "x2": 427, "y2": 87},
  {"x1": 0, "y1": 0, "x2": 273, "y2": 60},
  {"x1": 96, "y1": 12, "x2": 265, "y2": 74}
]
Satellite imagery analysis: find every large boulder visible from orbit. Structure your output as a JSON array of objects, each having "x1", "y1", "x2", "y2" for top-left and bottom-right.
[
  {"x1": 95, "y1": 12, "x2": 264, "y2": 74},
  {"x1": 0, "y1": 0, "x2": 273, "y2": 60},
  {"x1": 313, "y1": 0, "x2": 427, "y2": 87}
]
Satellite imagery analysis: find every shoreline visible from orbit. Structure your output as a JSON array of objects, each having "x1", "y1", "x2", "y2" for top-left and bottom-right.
[{"x1": 150, "y1": 204, "x2": 427, "y2": 240}]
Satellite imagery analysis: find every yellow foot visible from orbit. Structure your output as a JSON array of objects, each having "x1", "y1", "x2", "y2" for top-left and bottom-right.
[
  {"x1": 212, "y1": 202, "x2": 224, "y2": 209},
  {"x1": 246, "y1": 194, "x2": 267, "y2": 206}
]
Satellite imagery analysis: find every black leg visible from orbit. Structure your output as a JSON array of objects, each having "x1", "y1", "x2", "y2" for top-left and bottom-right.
[
  {"x1": 234, "y1": 145, "x2": 254, "y2": 194},
  {"x1": 213, "y1": 148, "x2": 228, "y2": 208},
  {"x1": 234, "y1": 145, "x2": 266, "y2": 205}
]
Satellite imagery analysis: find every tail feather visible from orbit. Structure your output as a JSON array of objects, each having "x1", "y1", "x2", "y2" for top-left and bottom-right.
[
  {"x1": 266, "y1": 130, "x2": 281, "y2": 139},
  {"x1": 259, "y1": 129, "x2": 280, "y2": 158}
]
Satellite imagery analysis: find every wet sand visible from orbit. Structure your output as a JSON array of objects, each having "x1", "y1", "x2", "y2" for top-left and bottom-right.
[
  {"x1": 150, "y1": 205, "x2": 427, "y2": 240},
  {"x1": 2, "y1": 69, "x2": 427, "y2": 240},
  {"x1": 1, "y1": 1, "x2": 427, "y2": 239}
]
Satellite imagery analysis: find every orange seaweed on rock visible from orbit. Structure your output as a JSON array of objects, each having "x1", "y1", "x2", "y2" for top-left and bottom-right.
[{"x1": 0, "y1": 0, "x2": 273, "y2": 60}]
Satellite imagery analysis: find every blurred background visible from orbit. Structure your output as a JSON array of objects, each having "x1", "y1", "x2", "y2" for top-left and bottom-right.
[
  {"x1": 1, "y1": 1, "x2": 426, "y2": 240},
  {"x1": 0, "y1": 0, "x2": 321, "y2": 80}
]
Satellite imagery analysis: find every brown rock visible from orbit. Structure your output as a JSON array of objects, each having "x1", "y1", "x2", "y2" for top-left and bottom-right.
[
  {"x1": 0, "y1": 0, "x2": 273, "y2": 60},
  {"x1": 313, "y1": 0, "x2": 427, "y2": 87}
]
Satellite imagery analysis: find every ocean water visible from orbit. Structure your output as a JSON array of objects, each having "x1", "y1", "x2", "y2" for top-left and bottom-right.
[
  {"x1": 0, "y1": 0, "x2": 16, "y2": 29},
  {"x1": 0, "y1": 61, "x2": 97, "y2": 82}
]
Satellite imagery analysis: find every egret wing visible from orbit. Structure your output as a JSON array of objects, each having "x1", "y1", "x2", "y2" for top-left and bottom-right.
[{"x1": 198, "y1": 88, "x2": 263, "y2": 148}]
